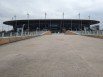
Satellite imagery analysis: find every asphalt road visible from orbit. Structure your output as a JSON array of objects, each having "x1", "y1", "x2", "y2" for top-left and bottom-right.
[{"x1": 0, "y1": 34, "x2": 103, "y2": 77}]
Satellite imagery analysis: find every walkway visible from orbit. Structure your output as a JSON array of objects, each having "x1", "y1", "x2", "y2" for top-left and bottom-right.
[{"x1": 0, "y1": 34, "x2": 103, "y2": 77}]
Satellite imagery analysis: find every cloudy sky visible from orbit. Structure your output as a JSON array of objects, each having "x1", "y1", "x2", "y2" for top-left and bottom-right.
[{"x1": 0, "y1": 0, "x2": 103, "y2": 31}]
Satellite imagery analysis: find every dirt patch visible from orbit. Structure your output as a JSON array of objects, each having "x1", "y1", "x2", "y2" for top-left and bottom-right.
[
  {"x1": 43, "y1": 31, "x2": 52, "y2": 35},
  {"x1": 86, "y1": 35, "x2": 103, "y2": 39},
  {"x1": 0, "y1": 36, "x2": 33, "y2": 45},
  {"x1": 65, "y1": 31, "x2": 77, "y2": 35}
]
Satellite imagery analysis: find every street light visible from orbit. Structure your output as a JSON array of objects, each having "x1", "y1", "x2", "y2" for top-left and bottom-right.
[
  {"x1": 45, "y1": 12, "x2": 46, "y2": 29},
  {"x1": 63, "y1": 12, "x2": 64, "y2": 19},
  {"x1": 45, "y1": 12, "x2": 47, "y2": 19},
  {"x1": 14, "y1": 15, "x2": 17, "y2": 27},
  {"x1": 14, "y1": 15, "x2": 16, "y2": 20},
  {"x1": 78, "y1": 13, "x2": 80, "y2": 19},
  {"x1": 78, "y1": 13, "x2": 81, "y2": 31},
  {"x1": 63, "y1": 12, "x2": 64, "y2": 30},
  {"x1": 88, "y1": 15, "x2": 90, "y2": 20},
  {"x1": 12, "y1": 17, "x2": 13, "y2": 20}
]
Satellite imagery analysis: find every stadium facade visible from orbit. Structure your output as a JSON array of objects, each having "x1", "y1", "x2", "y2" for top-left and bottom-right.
[{"x1": 3, "y1": 19, "x2": 100, "y2": 33}]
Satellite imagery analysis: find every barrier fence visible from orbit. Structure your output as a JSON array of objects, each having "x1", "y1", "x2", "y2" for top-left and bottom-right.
[
  {"x1": 74, "y1": 31, "x2": 103, "y2": 36},
  {"x1": 0, "y1": 31, "x2": 46, "y2": 45},
  {"x1": 0, "y1": 31, "x2": 45, "y2": 38}
]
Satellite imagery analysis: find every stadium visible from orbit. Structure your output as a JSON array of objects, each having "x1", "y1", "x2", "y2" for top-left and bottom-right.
[{"x1": 3, "y1": 19, "x2": 100, "y2": 33}]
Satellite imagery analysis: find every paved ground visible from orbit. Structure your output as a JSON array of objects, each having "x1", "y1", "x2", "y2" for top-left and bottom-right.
[{"x1": 0, "y1": 34, "x2": 103, "y2": 77}]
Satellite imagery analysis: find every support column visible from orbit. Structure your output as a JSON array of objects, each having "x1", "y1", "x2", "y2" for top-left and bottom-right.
[
  {"x1": 71, "y1": 20, "x2": 72, "y2": 31},
  {"x1": 81, "y1": 20, "x2": 82, "y2": 31},
  {"x1": 39, "y1": 20, "x2": 40, "y2": 31},
  {"x1": 50, "y1": 20, "x2": 51, "y2": 31}
]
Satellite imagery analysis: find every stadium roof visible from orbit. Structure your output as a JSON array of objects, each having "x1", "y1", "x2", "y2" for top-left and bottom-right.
[{"x1": 3, "y1": 19, "x2": 100, "y2": 26}]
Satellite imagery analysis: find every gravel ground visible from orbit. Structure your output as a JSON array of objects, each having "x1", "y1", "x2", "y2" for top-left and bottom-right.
[{"x1": 0, "y1": 34, "x2": 103, "y2": 77}]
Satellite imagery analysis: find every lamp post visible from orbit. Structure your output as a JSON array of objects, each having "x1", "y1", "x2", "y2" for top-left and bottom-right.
[
  {"x1": 14, "y1": 15, "x2": 17, "y2": 26},
  {"x1": 78, "y1": 13, "x2": 81, "y2": 31},
  {"x1": 63, "y1": 12, "x2": 64, "y2": 19},
  {"x1": 45, "y1": 12, "x2": 47, "y2": 19},
  {"x1": 88, "y1": 15, "x2": 90, "y2": 20},
  {"x1": 14, "y1": 15, "x2": 16, "y2": 22},
  {"x1": 27, "y1": 13, "x2": 29, "y2": 34},
  {"x1": 45, "y1": 12, "x2": 46, "y2": 29},
  {"x1": 78, "y1": 13, "x2": 80, "y2": 19},
  {"x1": 12, "y1": 17, "x2": 13, "y2": 20},
  {"x1": 63, "y1": 12, "x2": 64, "y2": 31}
]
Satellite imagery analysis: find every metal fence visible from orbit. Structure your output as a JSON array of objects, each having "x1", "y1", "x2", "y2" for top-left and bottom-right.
[
  {"x1": 0, "y1": 31, "x2": 45, "y2": 38},
  {"x1": 74, "y1": 31, "x2": 103, "y2": 36}
]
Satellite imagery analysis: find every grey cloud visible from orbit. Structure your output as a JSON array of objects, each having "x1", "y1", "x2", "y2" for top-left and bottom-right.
[{"x1": 0, "y1": 0, "x2": 103, "y2": 31}]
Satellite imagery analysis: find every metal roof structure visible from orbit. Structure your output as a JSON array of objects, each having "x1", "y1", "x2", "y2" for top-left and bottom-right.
[
  {"x1": 3, "y1": 19, "x2": 100, "y2": 32},
  {"x1": 3, "y1": 19, "x2": 99, "y2": 26}
]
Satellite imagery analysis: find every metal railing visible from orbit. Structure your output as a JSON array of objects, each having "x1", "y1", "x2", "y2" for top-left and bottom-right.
[
  {"x1": 0, "y1": 31, "x2": 45, "y2": 38},
  {"x1": 74, "y1": 30, "x2": 103, "y2": 36}
]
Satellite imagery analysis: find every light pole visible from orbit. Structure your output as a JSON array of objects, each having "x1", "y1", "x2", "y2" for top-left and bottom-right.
[
  {"x1": 78, "y1": 13, "x2": 80, "y2": 19},
  {"x1": 78, "y1": 13, "x2": 81, "y2": 31},
  {"x1": 27, "y1": 13, "x2": 29, "y2": 34},
  {"x1": 88, "y1": 15, "x2": 90, "y2": 20},
  {"x1": 62, "y1": 12, "x2": 64, "y2": 31},
  {"x1": 14, "y1": 15, "x2": 16, "y2": 22},
  {"x1": 45, "y1": 12, "x2": 46, "y2": 29},
  {"x1": 45, "y1": 12, "x2": 47, "y2": 19},
  {"x1": 14, "y1": 15, "x2": 17, "y2": 28},
  {"x1": 63, "y1": 12, "x2": 64, "y2": 19},
  {"x1": 12, "y1": 17, "x2": 13, "y2": 20}
]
